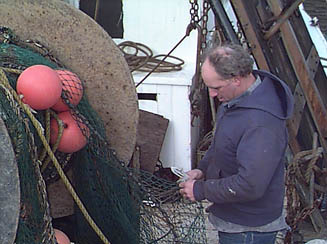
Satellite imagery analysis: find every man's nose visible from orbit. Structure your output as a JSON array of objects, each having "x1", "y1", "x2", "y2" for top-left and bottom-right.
[{"x1": 208, "y1": 88, "x2": 218, "y2": 98}]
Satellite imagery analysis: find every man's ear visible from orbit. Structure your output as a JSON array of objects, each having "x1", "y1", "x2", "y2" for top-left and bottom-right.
[{"x1": 233, "y1": 77, "x2": 241, "y2": 87}]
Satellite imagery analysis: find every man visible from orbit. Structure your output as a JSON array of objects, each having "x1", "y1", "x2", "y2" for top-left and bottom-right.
[{"x1": 179, "y1": 43, "x2": 294, "y2": 244}]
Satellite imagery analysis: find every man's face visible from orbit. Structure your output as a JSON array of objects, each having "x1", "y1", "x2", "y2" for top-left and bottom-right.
[{"x1": 201, "y1": 60, "x2": 238, "y2": 102}]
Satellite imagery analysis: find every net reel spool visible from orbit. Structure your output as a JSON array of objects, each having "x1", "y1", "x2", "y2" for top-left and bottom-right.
[
  {"x1": 0, "y1": 0, "x2": 138, "y2": 241},
  {"x1": 0, "y1": 0, "x2": 138, "y2": 164},
  {"x1": 0, "y1": 1, "x2": 207, "y2": 244}
]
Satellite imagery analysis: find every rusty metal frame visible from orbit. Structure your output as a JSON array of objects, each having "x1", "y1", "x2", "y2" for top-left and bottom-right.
[
  {"x1": 207, "y1": 0, "x2": 239, "y2": 43},
  {"x1": 230, "y1": 0, "x2": 270, "y2": 71},
  {"x1": 288, "y1": 46, "x2": 321, "y2": 153},
  {"x1": 230, "y1": 0, "x2": 327, "y2": 157},
  {"x1": 267, "y1": 0, "x2": 327, "y2": 160},
  {"x1": 226, "y1": 0, "x2": 327, "y2": 235},
  {"x1": 230, "y1": 0, "x2": 302, "y2": 153},
  {"x1": 263, "y1": 0, "x2": 304, "y2": 40}
]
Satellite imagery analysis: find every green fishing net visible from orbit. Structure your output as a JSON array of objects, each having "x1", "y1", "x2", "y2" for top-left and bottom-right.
[{"x1": 0, "y1": 27, "x2": 207, "y2": 244}]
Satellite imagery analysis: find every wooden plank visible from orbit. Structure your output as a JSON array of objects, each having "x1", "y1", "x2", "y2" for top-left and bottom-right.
[
  {"x1": 267, "y1": 0, "x2": 327, "y2": 138},
  {"x1": 230, "y1": 0, "x2": 270, "y2": 70},
  {"x1": 230, "y1": 0, "x2": 302, "y2": 153},
  {"x1": 263, "y1": 0, "x2": 304, "y2": 40},
  {"x1": 306, "y1": 45, "x2": 321, "y2": 81},
  {"x1": 291, "y1": 83, "x2": 306, "y2": 136},
  {"x1": 290, "y1": 46, "x2": 320, "y2": 139},
  {"x1": 287, "y1": 120, "x2": 302, "y2": 153},
  {"x1": 295, "y1": 178, "x2": 326, "y2": 232},
  {"x1": 266, "y1": 0, "x2": 327, "y2": 166},
  {"x1": 137, "y1": 110, "x2": 169, "y2": 173}
]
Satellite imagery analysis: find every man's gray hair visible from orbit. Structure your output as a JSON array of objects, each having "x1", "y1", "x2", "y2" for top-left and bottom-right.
[{"x1": 203, "y1": 43, "x2": 254, "y2": 80}]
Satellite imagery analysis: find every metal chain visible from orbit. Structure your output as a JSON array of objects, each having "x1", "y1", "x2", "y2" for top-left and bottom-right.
[
  {"x1": 236, "y1": 21, "x2": 245, "y2": 44},
  {"x1": 287, "y1": 200, "x2": 320, "y2": 234},
  {"x1": 201, "y1": 0, "x2": 210, "y2": 51},
  {"x1": 189, "y1": 0, "x2": 212, "y2": 127},
  {"x1": 189, "y1": 0, "x2": 200, "y2": 25},
  {"x1": 0, "y1": 26, "x2": 15, "y2": 43},
  {"x1": 285, "y1": 148, "x2": 325, "y2": 243}
]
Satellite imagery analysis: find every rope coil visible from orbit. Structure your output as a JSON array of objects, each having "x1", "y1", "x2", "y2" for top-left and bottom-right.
[{"x1": 118, "y1": 41, "x2": 184, "y2": 73}]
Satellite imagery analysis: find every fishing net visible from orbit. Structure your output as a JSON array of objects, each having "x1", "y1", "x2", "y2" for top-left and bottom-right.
[{"x1": 0, "y1": 27, "x2": 207, "y2": 244}]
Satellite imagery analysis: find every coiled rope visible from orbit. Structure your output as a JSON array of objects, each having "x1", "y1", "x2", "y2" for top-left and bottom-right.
[{"x1": 118, "y1": 41, "x2": 184, "y2": 73}]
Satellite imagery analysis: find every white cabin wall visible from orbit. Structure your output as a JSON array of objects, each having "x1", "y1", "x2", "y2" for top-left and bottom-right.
[
  {"x1": 114, "y1": 0, "x2": 209, "y2": 171},
  {"x1": 71, "y1": 0, "x2": 327, "y2": 172},
  {"x1": 122, "y1": 0, "x2": 198, "y2": 62},
  {"x1": 119, "y1": 0, "x2": 327, "y2": 171}
]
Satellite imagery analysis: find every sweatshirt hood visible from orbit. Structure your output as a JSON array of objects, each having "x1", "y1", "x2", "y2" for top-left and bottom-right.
[{"x1": 235, "y1": 70, "x2": 294, "y2": 120}]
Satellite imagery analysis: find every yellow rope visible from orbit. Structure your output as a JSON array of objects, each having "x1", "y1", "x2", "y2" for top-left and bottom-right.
[
  {"x1": 0, "y1": 68, "x2": 111, "y2": 244},
  {"x1": 38, "y1": 110, "x2": 51, "y2": 162},
  {"x1": 40, "y1": 110, "x2": 65, "y2": 172},
  {"x1": 1, "y1": 67, "x2": 23, "y2": 75}
]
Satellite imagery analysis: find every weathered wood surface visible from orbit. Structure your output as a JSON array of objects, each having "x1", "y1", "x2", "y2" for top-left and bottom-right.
[
  {"x1": 137, "y1": 110, "x2": 169, "y2": 173},
  {"x1": 0, "y1": 118, "x2": 20, "y2": 244},
  {"x1": 228, "y1": 0, "x2": 327, "y2": 238},
  {"x1": 230, "y1": 0, "x2": 327, "y2": 155}
]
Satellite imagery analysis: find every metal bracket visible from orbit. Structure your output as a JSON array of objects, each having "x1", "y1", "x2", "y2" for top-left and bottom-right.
[{"x1": 263, "y1": 0, "x2": 304, "y2": 40}]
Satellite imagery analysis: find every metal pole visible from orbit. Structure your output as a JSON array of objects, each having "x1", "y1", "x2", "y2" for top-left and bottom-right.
[{"x1": 207, "y1": 0, "x2": 239, "y2": 44}]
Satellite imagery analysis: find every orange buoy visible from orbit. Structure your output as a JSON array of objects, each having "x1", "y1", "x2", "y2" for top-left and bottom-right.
[
  {"x1": 52, "y1": 69, "x2": 83, "y2": 112},
  {"x1": 50, "y1": 111, "x2": 89, "y2": 153},
  {"x1": 16, "y1": 65, "x2": 62, "y2": 110},
  {"x1": 54, "y1": 228, "x2": 70, "y2": 244}
]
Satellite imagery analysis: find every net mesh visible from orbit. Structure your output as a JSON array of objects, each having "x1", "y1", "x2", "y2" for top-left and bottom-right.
[{"x1": 0, "y1": 27, "x2": 207, "y2": 244}]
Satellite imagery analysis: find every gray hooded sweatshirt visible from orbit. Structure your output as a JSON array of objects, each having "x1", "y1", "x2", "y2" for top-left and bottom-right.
[{"x1": 194, "y1": 70, "x2": 294, "y2": 227}]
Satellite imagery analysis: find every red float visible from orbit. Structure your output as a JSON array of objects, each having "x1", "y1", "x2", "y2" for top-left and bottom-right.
[
  {"x1": 16, "y1": 65, "x2": 62, "y2": 110},
  {"x1": 52, "y1": 69, "x2": 83, "y2": 112},
  {"x1": 50, "y1": 111, "x2": 89, "y2": 153},
  {"x1": 54, "y1": 229, "x2": 70, "y2": 244}
]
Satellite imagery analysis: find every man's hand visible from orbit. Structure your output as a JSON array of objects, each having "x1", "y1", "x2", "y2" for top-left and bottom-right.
[
  {"x1": 179, "y1": 179, "x2": 196, "y2": 202},
  {"x1": 186, "y1": 169, "x2": 204, "y2": 180}
]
